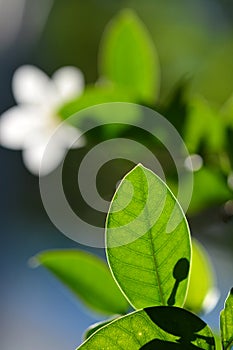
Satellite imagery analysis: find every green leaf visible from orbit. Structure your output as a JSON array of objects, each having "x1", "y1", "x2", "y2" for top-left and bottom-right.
[
  {"x1": 187, "y1": 167, "x2": 231, "y2": 214},
  {"x1": 221, "y1": 93, "x2": 233, "y2": 127},
  {"x1": 58, "y1": 84, "x2": 137, "y2": 120},
  {"x1": 35, "y1": 250, "x2": 129, "y2": 315},
  {"x1": 77, "y1": 306, "x2": 215, "y2": 349},
  {"x1": 220, "y1": 288, "x2": 233, "y2": 349},
  {"x1": 99, "y1": 9, "x2": 160, "y2": 104},
  {"x1": 185, "y1": 239, "x2": 218, "y2": 314},
  {"x1": 185, "y1": 95, "x2": 225, "y2": 153},
  {"x1": 106, "y1": 164, "x2": 191, "y2": 309}
]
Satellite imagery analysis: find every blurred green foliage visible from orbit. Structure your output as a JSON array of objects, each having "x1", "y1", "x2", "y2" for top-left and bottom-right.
[
  {"x1": 32, "y1": 4, "x2": 233, "y2": 347},
  {"x1": 54, "y1": 7, "x2": 233, "y2": 216}
]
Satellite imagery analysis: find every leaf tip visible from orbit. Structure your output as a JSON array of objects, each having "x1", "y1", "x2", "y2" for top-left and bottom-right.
[
  {"x1": 133, "y1": 162, "x2": 147, "y2": 171},
  {"x1": 117, "y1": 8, "x2": 139, "y2": 22}
]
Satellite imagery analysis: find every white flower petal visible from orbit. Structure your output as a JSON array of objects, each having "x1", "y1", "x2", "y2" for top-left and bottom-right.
[
  {"x1": 0, "y1": 106, "x2": 44, "y2": 149},
  {"x1": 12, "y1": 65, "x2": 58, "y2": 105},
  {"x1": 2, "y1": 64, "x2": 86, "y2": 175},
  {"x1": 52, "y1": 66, "x2": 84, "y2": 102},
  {"x1": 22, "y1": 141, "x2": 65, "y2": 176},
  {"x1": 53, "y1": 122, "x2": 85, "y2": 149}
]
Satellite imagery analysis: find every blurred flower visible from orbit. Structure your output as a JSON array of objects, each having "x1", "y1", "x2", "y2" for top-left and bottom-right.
[{"x1": 0, "y1": 65, "x2": 85, "y2": 175}]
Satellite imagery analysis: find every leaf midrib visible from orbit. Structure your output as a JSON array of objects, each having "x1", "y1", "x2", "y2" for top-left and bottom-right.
[{"x1": 140, "y1": 172, "x2": 165, "y2": 305}]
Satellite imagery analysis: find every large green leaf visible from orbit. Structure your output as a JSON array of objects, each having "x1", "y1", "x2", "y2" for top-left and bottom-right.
[
  {"x1": 83, "y1": 318, "x2": 117, "y2": 340},
  {"x1": 77, "y1": 306, "x2": 215, "y2": 349},
  {"x1": 185, "y1": 239, "x2": 218, "y2": 314},
  {"x1": 35, "y1": 250, "x2": 129, "y2": 315},
  {"x1": 99, "y1": 9, "x2": 160, "y2": 103},
  {"x1": 220, "y1": 288, "x2": 233, "y2": 349},
  {"x1": 106, "y1": 164, "x2": 191, "y2": 309}
]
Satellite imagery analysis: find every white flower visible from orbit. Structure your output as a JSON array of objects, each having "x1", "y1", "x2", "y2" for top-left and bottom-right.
[{"x1": 0, "y1": 65, "x2": 85, "y2": 175}]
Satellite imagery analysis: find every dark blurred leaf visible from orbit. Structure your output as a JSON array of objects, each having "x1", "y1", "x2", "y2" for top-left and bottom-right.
[
  {"x1": 106, "y1": 164, "x2": 191, "y2": 309},
  {"x1": 186, "y1": 167, "x2": 231, "y2": 214},
  {"x1": 36, "y1": 250, "x2": 129, "y2": 315},
  {"x1": 220, "y1": 288, "x2": 233, "y2": 350},
  {"x1": 162, "y1": 79, "x2": 189, "y2": 135},
  {"x1": 221, "y1": 93, "x2": 233, "y2": 126},
  {"x1": 185, "y1": 96, "x2": 225, "y2": 154},
  {"x1": 99, "y1": 9, "x2": 160, "y2": 104}
]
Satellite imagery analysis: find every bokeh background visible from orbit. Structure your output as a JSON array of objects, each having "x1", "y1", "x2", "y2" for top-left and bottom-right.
[{"x1": 1, "y1": 0, "x2": 233, "y2": 349}]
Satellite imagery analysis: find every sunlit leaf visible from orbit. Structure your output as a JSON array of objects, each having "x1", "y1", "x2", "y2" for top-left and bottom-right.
[
  {"x1": 99, "y1": 9, "x2": 160, "y2": 103},
  {"x1": 106, "y1": 164, "x2": 191, "y2": 309},
  {"x1": 220, "y1": 288, "x2": 233, "y2": 349},
  {"x1": 185, "y1": 239, "x2": 218, "y2": 314},
  {"x1": 83, "y1": 318, "x2": 117, "y2": 340},
  {"x1": 77, "y1": 306, "x2": 215, "y2": 349},
  {"x1": 36, "y1": 250, "x2": 129, "y2": 315}
]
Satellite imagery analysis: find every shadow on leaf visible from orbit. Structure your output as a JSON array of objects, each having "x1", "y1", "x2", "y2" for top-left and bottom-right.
[
  {"x1": 140, "y1": 306, "x2": 215, "y2": 349},
  {"x1": 140, "y1": 338, "x2": 202, "y2": 349},
  {"x1": 167, "y1": 258, "x2": 189, "y2": 306}
]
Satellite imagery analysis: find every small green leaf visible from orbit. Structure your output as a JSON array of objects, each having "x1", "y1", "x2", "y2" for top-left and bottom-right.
[
  {"x1": 220, "y1": 288, "x2": 233, "y2": 349},
  {"x1": 106, "y1": 164, "x2": 191, "y2": 309},
  {"x1": 35, "y1": 250, "x2": 129, "y2": 315},
  {"x1": 58, "y1": 85, "x2": 136, "y2": 120},
  {"x1": 187, "y1": 167, "x2": 232, "y2": 214},
  {"x1": 185, "y1": 239, "x2": 218, "y2": 314},
  {"x1": 185, "y1": 95, "x2": 225, "y2": 153},
  {"x1": 221, "y1": 93, "x2": 233, "y2": 126},
  {"x1": 77, "y1": 306, "x2": 215, "y2": 349},
  {"x1": 99, "y1": 9, "x2": 160, "y2": 103}
]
